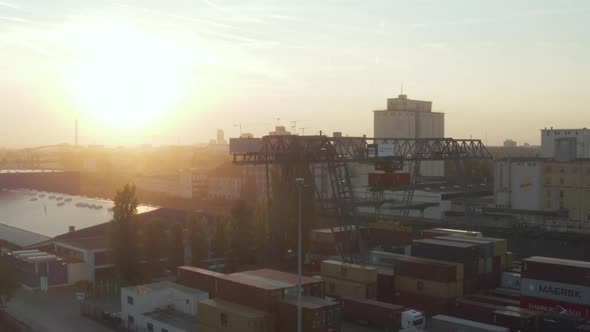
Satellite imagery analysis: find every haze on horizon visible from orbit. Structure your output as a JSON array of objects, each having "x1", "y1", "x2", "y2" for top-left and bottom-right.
[{"x1": 0, "y1": 0, "x2": 588, "y2": 148}]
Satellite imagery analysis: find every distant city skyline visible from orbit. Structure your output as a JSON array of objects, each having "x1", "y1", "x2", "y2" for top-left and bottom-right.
[{"x1": 1, "y1": 0, "x2": 589, "y2": 147}]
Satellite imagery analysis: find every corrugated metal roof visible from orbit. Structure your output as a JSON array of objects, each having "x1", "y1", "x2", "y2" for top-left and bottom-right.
[{"x1": 0, "y1": 223, "x2": 50, "y2": 247}]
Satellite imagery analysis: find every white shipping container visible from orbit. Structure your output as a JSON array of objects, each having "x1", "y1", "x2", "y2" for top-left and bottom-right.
[
  {"x1": 521, "y1": 278, "x2": 590, "y2": 306},
  {"x1": 501, "y1": 272, "x2": 521, "y2": 290}
]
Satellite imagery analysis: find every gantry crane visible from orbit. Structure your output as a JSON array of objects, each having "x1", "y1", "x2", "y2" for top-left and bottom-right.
[{"x1": 231, "y1": 134, "x2": 492, "y2": 263}]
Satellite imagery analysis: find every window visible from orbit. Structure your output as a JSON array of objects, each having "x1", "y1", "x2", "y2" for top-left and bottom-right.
[
  {"x1": 560, "y1": 190, "x2": 564, "y2": 198},
  {"x1": 147, "y1": 323, "x2": 154, "y2": 332},
  {"x1": 545, "y1": 178, "x2": 551, "y2": 185},
  {"x1": 546, "y1": 200, "x2": 551, "y2": 209},
  {"x1": 128, "y1": 315, "x2": 134, "y2": 326},
  {"x1": 573, "y1": 167, "x2": 578, "y2": 174},
  {"x1": 560, "y1": 178, "x2": 565, "y2": 185},
  {"x1": 127, "y1": 296, "x2": 134, "y2": 305},
  {"x1": 560, "y1": 167, "x2": 565, "y2": 173}
]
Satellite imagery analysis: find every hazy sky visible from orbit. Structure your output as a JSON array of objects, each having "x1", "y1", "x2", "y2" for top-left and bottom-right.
[{"x1": 1, "y1": 0, "x2": 589, "y2": 147}]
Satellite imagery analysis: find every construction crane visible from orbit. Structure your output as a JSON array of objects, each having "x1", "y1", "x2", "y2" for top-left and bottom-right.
[{"x1": 231, "y1": 134, "x2": 492, "y2": 264}]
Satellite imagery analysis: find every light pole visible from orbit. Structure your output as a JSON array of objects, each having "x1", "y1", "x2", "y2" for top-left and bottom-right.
[{"x1": 295, "y1": 177, "x2": 305, "y2": 332}]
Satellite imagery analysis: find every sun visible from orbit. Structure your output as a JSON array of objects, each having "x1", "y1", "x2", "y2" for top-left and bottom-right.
[{"x1": 64, "y1": 24, "x2": 191, "y2": 129}]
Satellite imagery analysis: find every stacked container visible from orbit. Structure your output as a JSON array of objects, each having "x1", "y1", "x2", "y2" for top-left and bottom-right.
[
  {"x1": 521, "y1": 256, "x2": 590, "y2": 319},
  {"x1": 420, "y1": 228, "x2": 482, "y2": 239},
  {"x1": 214, "y1": 274, "x2": 285, "y2": 314},
  {"x1": 340, "y1": 296, "x2": 416, "y2": 331},
  {"x1": 197, "y1": 298, "x2": 273, "y2": 332},
  {"x1": 177, "y1": 266, "x2": 223, "y2": 298},
  {"x1": 277, "y1": 296, "x2": 341, "y2": 332},
  {"x1": 234, "y1": 269, "x2": 325, "y2": 298},
  {"x1": 320, "y1": 260, "x2": 377, "y2": 299},
  {"x1": 392, "y1": 255, "x2": 464, "y2": 315},
  {"x1": 367, "y1": 172, "x2": 410, "y2": 187},
  {"x1": 412, "y1": 239, "x2": 479, "y2": 294}
]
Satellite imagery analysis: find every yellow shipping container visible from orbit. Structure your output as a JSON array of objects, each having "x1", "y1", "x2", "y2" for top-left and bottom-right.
[
  {"x1": 198, "y1": 299, "x2": 274, "y2": 332},
  {"x1": 451, "y1": 235, "x2": 507, "y2": 257},
  {"x1": 323, "y1": 276, "x2": 374, "y2": 299},
  {"x1": 394, "y1": 275, "x2": 463, "y2": 299},
  {"x1": 321, "y1": 260, "x2": 377, "y2": 284}
]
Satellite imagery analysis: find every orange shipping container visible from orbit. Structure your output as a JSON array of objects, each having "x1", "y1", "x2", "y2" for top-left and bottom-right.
[
  {"x1": 198, "y1": 299, "x2": 274, "y2": 332},
  {"x1": 323, "y1": 276, "x2": 377, "y2": 299}
]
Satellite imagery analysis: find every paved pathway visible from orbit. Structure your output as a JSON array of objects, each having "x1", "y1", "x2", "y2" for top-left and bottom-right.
[{"x1": 6, "y1": 289, "x2": 112, "y2": 332}]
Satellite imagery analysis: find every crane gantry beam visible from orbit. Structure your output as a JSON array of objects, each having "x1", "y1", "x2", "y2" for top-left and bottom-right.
[{"x1": 231, "y1": 135, "x2": 492, "y2": 164}]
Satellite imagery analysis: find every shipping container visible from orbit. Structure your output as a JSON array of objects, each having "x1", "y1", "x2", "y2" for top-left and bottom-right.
[
  {"x1": 492, "y1": 309, "x2": 539, "y2": 332},
  {"x1": 214, "y1": 274, "x2": 284, "y2": 313},
  {"x1": 453, "y1": 235, "x2": 508, "y2": 257},
  {"x1": 521, "y1": 296, "x2": 590, "y2": 320},
  {"x1": 502, "y1": 272, "x2": 521, "y2": 290},
  {"x1": 393, "y1": 254, "x2": 464, "y2": 282},
  {"x1": 340, "y1": 296, "x2": 424, "y2": 330},
  {"x1": 278, "y1": 296, "x2": 341, "y2": 332},
  {"x1": 308, "y1": 241, "x2": 339, "y2": 256},
  {"x1": 464, "y1": 278, "x2": 480, "y2": 295},
  {"x1": 310, "y1": 227, "x2": 358, "y2": 245},
  {"x1": 377, "y1": 267, "x2": 395, "y2": 304},
  {"x1": 453, "y1": 298, "x2": 504, "y2": 323},
  {"x1": 321, "y1": 260, "x2": 377, "y2": 284},
  {"x1": 522, "y1": 257, "x2": 590, "y2": 287},
  {"x1": 521, "y1": 278, "x2": 590, "y2": 306},
  {"x1": 198, "y1": 298, "x2": 273, "y2": 332},
  {"x1": 177, "y1": 266, "x2": 223, "y2": 298},
  {"x1": 367, "y1": 172, "x2": 411, "y2": 187},
  {"x1": 412, "y1": 239, "x2": 479, "y2": 277},
  {"x1": 467, "y1": 294, "x2": 521, "y2": 307},
  {"x1": 368, "y1": 251, "x2": 404, "y2": 268},
  {"x1": 432, "y1": 315, "x2": 510, "y2": 332},
  {"x1": 394, "y1": 275, "x2": 463, "y2": 298},
  {"x1": 423, "y1": 228, "x2": 483, "y2": 238},
  {"x1": 437, "y1": 235, "x2": 494, "y2": 258},
  {"x1": 237, "y1": 269, "x2": 325, "y2": 298},
  {"x1": 541, "y1": 312, "x2": 587, "y2": 332},
  {"x1": 323, "y1": 276, "x2": 377, "y2": 299},
  {"x1": 490, "y1": 287, "x2": 521, "y2": 301},
  {"x1": 396, "y1": 291, "x2": 453, "y2": 316}
]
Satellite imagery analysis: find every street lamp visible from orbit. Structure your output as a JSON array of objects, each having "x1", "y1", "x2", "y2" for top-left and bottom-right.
[{"x1": 295, "y1": 177, "x2": 305, "y2": 332}]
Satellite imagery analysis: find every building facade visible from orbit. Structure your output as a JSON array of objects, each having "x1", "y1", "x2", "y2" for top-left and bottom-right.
[
  {"x1": 121, "y1": 281, "x2": 208, "y2": 332},
  {"x1": 541, "y1": 128, "x2": 590, "y2": 160},
  {"x1": 494, "y1": 159, "x2": 543, "y2": 210},
  {"x1": 373, "y1": 94, "x2": 445, "y2": 177},
  {"x1": 542, "y1": 160, "x2": 590, "y2": 222}
]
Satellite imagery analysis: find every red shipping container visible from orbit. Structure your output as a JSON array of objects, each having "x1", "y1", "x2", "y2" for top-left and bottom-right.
[
  {"x1": 377, "y1": 268, "x2": 395, "y2": 304},
  {"x1": 394, "y1": 172, "x2": 411, "y2": 186},
  {"x1": 452, "y1": 298, "x2": 504, "y2": 324},
  {"x1": 215, "y1": 274, "x2": 284, "y2": 314},
  {"x1": 394, "y1": 255, "x2": 460, "y2": 283},
  {"x1": 177, "y1": 266, "x2": 223, "y2": 298},
  {"x1": 521, "y1": 296, "x2": 590, "y2": 320},
  {"x1": 395, "y1": 291, "x2": 453, "y2": 316},
  {"x1": 340, "y1": 296, "x2": 406, "y2": 330},
  {"x1": 467, "y1": 294, "x2": 520, "y2": 307},
  {"x1": 492, "y1": 310, "x2": 539, "y2": 332},
  {"x1": 238, "y1": 269, "x2": 325, "y2": 298},
  {"x1": 489, "y1": 287, "x2": 521, "y2": 301},
  {"x1": 522, "y1": 257, "x2": 590, "y2": 287},
  {"x1": 278, "y1": 296, "x2": 341, "y2": 332}
]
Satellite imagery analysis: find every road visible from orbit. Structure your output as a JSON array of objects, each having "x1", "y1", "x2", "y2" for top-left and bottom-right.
[{"x1": 6, "y1": 289, "x2": 112, "y2": 332}]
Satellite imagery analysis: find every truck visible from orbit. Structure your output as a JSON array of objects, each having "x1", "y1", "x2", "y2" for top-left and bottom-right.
[
  {"x1": 432, "y1": 315, "x2": 510, "y2": 332},
  {"x1": 340, "y1": 296, "x2": 426, "y2": 331}
]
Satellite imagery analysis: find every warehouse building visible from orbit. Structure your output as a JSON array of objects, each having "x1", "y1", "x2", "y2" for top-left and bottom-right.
[
  {"x1": 0, "y1": 169, "x2": 81, "y2": 195},
  {"x1": 121, "y1": 281, "x2": 208, "y2": 332}
]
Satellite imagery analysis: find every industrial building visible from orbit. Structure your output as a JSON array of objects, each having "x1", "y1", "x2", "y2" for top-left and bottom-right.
[
  {"x1": 373, "y1": 94, "x2": 445, "y2": 177},
  {"x1": 121, "y1": 281, "x2": 208, "y2": 332},
  {"x1": 492, "y1": 127, "x2": 590, "y2": 223},
  {"x1": 541, "y1": 128, "x2": 590, "y2": 159},
  {"x1": 0, "y1": 169, "x2": 81, "y2": 195}
]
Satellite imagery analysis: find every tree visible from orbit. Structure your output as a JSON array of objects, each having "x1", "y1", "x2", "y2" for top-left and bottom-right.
[
  {"x1": 229, "y1": 199, "x2": 255, "y2": 265},
  {"x1": 188, "y1": 216, "x2": 209, "y2": 265},
  {"x1": 212, "y1": 217, "x2": 229, "y2": 257},
  {"x1": 111, "y1": 183, "x2": 140, "y2": 285},
  {"x1": 142, "y1": 219, "x2": 164, "y2": 279},
  {"x1": 0, "y1": 257, "x2": 19, "y2": 308},
  {"x1": 167, "y1": 222, "x2": 185, "y2": 272}
]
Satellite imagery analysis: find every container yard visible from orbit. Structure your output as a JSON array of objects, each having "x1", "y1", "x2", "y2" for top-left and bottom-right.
[{"x1": 171, "y1": 227, "x2": 590, "y2": 332}]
